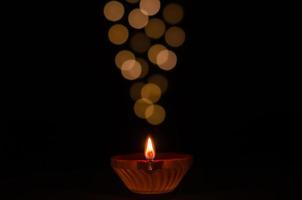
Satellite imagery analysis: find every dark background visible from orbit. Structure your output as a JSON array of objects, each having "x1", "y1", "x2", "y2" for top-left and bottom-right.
[{"x1": 4, "y1": 0, "x2": 301, "y2": 199}]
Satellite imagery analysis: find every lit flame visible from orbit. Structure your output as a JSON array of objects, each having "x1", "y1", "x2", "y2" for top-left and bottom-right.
[{"x1": 145, "y1": 136, "x2": 156, "y2": 160}]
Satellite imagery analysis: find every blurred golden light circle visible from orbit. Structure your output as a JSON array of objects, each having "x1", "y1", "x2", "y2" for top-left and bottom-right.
[
  {"x1": 134, "y1": 98, "x2": 153, "y2": 119},
  {"x1": 108, "y1": 24, "x2": 129, "y2": 45},
  {"x1": 130, "y1": 82, "x2": 144, "y2": 101},
  {"x1": 156, "y1": 49, "x2": 177, "y2": 71},
  {"x1": 128, "y1": 8, "x2": 149, "y2": 29},
  {"x1": 141, "y1": 83, "x2": 161, "y2": 103},
  {"x1": 148, "y1": 74, "x2": 168, "y2": 93},
  {"x1": 147, "y1": 44, "x2": 166, "y2": 64},
  {"x1": 115, "y1": 50, "x2": 135, "y2": 69},
  {"x1": 103, "y1": 1, "x2": 125, "y2": 22},
  {"x1": 145, "y1": 104, "x2": 166, "y2": 125},
  {"x1": 145, "y1": 18, "x2": 166, "y2": 39},
  {"x1": 121, "y1": 59, "x2": 142, "y2": 80},
  {"x1": 130, "y1": 32, "x2": 151, "y2": 53},
  {"x1": 139, "y1": 0, "x2": 161, "y2": 16},
  {"x1": 136, "y1": 58, "x2": 149, "y2": 78},
  {"x1": 126, "y1": 0, "x2": 139, "y2": 3},
  {"x1": 165, "y1": 26, "x2": 186, "y2": 47},
  {"x1": 163, "y1": 3, "x2": 184, "y2": 25}
]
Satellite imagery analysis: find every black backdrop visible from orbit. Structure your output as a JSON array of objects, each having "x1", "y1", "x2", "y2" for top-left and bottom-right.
[{"x1": 4, "y1": 0, "x2": 301, "y2": 199}]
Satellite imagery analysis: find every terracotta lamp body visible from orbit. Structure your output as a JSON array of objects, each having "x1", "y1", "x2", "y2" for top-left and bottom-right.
[{"x1": 111, "y1": 137, "x2": 193, "y2": 194}]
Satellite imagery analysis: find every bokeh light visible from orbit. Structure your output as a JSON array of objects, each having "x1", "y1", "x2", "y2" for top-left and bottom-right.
[
  {"x1": 128, "y1": 8, "x2": 149, "y2": 29},
  {"x1": 134, "y1": 98, "x2": 153, "y2": 119},
  {"x1": 130, "y1": 32, "x2": 151, "y2": 53},
  {"x1": 140, "y1": 0, "x2": 161, "y2": 16},
  {"x1": 121, "y1": 59, "x2": 142, "y2": 80},
  {"x1": 103, "y1": 1, "x2": 125, "y2": 22},
  {"x1": 115, "y1": 50, "x2": 135, "y2": 69},
  {"x1": 163, "y1": 3, "x2": 184, "y2": 25},
  {"x1": 103, "y1": 1, "x2": 186, "y2": 125},
  {"x1": 141, "y1": 83, "x2": 161, "y2": 103},
  {"x1": 165, "y1": 26, "x2": 186, "y2": 47},
  {"x1": 126, "y1": 0, "x2": 139, "y2": 3},
  {"x1": 156, "y1": 49, "x2": 177, "y2": 71},
  {"x1": 145, "y1": 104, "x2": 166, "y2": 125},
  {"x1": 130, "y1": 82, "x2": 145, "y2": 101},
  {"x1": 108, "y1": 24, "x2": 129, "y2": 45},
  {"x1": 136, "y1": 58, "x2": 149, "y2": 78},
  {"x1": 148, "y1": 74, "x2": 168, "y2": 93},
  {"x1": 147, "y1": 44, "x2": 167, "y2": 64},
  {"x1": 145, "y1": 18, "x2": 166, "y2": 39}
]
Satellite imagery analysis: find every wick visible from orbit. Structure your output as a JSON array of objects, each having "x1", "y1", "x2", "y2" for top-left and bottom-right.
[{"x1": 147, "y1": 159, "x2": 153, "y2": 171}]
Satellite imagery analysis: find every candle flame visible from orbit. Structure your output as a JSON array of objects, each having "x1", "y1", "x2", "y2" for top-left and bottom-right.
[{"x1": 145, "y1": 136, "x2": 156, "y2": 160}]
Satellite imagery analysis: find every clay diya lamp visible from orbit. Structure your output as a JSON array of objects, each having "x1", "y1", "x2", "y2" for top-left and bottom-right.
[{"x1": 111, "y1": 136, "x2": 193, "y2": 194}]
